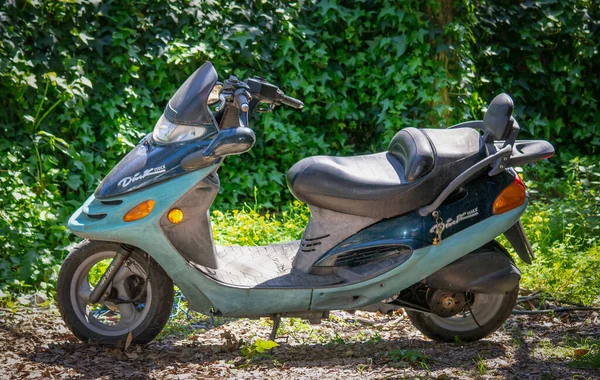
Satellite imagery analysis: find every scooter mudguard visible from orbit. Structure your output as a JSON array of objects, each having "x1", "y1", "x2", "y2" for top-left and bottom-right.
[{"x1": 422, "y1": 241, "x2": 520, "y2": 293}]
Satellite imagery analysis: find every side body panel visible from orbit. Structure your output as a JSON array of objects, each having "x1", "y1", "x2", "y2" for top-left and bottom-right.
[{"x1": 308, "y1": 203, "x2": 525, "y2": 310}]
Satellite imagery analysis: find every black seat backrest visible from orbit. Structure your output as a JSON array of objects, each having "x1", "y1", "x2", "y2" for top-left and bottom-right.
[
  {"x1": 388, "y1": 127, "x2": 434, "y2": 182},
  {"x1": 483, "y1": 93, "x2": 514, "y2": 140}
]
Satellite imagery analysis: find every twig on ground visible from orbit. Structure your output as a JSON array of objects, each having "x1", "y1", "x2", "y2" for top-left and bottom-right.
[
  {"x1": 517, "y1": 290, "x2": 541, "y2": 300},
  {"x1": 516, "y1": 292, "x2": 592, "y2": 309},
  {"x1": 353, "y1": 317, "x2": 376, "y2": 326},
  {"x1": 551, "y1": 299, "x2": 588, "y2": 308},
  {"x1": 517, "y1": 293, "x2": 542, "y2": 303},
  {"x1": 512, "y1": 307, "x2": 600, "y2": 315}
]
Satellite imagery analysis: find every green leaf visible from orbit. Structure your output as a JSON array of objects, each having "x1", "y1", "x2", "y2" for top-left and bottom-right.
[
  {"x1": 66, "y1": 174, "x2": 83, "y2": 190},
  {"x1": 253, "y1": 339, "x2": 279, "y2": 353}
]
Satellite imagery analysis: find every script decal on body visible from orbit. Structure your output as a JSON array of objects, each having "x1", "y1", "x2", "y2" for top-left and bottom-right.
[
  {"x1": 430, "y1": 207, "x2": 480, "y2": 234},
  {"x1": 118, "y1": 165, "x2": 166, "y2": 188}
]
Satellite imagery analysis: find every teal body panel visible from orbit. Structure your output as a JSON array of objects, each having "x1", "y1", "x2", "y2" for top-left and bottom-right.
[
  {"x1": 309, "y1": 202, "x2": 526, "y2": 310},
  {"x1": 69, "y1": 166, "x2": 527, "y2": 316}
]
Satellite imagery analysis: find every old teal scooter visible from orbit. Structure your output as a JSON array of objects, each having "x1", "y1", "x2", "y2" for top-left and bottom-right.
[{"x1": 57, "y1": 62, "x2": 554, "y2": 344}]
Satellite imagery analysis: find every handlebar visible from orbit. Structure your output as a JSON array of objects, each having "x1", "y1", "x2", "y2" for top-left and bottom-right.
[
  {"x1": 215, "y1": 76, "x2": 304, "y2": 131},
  {"x1": 243, "y1": 77, "x2": 304, "y2": 110},
  {"x1": 278, "y1": 93, "x2": 304, "y2": 109},
  {"x1": 234, "y1": 90, "x2": 249, "y2": 112}
]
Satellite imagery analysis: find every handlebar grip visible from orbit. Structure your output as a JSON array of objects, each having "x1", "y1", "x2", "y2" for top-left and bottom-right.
[
  {"x1": 235, "y1": 92, "x2": 249, "y2": 112},
  {"x1": 280, "y1": 94, "x2": 304, "y2": 109}
]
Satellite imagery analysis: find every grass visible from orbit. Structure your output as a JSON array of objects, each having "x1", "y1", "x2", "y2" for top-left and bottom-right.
[
  {"x1": 515, "y1": 156, "x2": 600, "y2": 306},
  {"x1": 211, "y1": 199, "x2": 309, "y2": 246},
  {"x1": 537, "y1": 335, "x2": 600, "y2": 370},
  {"x1": 156, "y1": 292, "x2": 235, "y2": 341},
  {"x1": 472, "y1": 353, "x2": 488, "y2": 375},
  {"x1": 388, "y1": 349, "x2": 430, "y2": 371}
]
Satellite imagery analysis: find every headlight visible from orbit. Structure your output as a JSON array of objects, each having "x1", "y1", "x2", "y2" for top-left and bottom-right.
[{"x1": 152, "y1": 114, "x2": 207, "y2": 144}]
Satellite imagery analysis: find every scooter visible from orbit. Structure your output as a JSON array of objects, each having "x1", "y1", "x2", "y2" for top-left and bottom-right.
[{"x1": 57, "y1": 62, "x2": 554, "y2": 345}]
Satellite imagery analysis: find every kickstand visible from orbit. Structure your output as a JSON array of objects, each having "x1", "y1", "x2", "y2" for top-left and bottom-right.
[{"x1": 269, "y1": 314, "x2": 281, "y2": 341}]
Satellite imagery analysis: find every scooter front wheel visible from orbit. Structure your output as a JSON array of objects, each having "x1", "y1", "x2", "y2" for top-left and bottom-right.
[
  {"x1": 406, "y1": 287, "x2": 518, "y2": 343},
  {"x1": 57, "y1": 240, "x2": 174, "y2": 345}
]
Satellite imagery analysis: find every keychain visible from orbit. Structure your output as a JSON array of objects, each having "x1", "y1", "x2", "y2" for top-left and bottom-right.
[{"x1": 432, "y1": 210, "x2": 444, "y2": 245}]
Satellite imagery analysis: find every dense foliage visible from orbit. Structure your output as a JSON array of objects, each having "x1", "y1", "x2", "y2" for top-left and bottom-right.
[
  {"x1": 0, "y1": 0, "x2": 598, "y2": 299},
  {"x1": 465, "y1": 0, "x2": 600, "y2": 153},
  {"x1": 518, "y1": 157, "x2": 600, "y2": 304}
]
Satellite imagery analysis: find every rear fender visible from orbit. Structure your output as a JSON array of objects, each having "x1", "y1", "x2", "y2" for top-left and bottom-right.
[{"x1": 422, "y1": 241, "x2": 520, "y2": 293}]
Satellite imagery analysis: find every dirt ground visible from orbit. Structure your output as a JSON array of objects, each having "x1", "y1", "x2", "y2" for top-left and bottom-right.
[{"x1": 1, "y1": 306, "x2": 598, "y2": 379}]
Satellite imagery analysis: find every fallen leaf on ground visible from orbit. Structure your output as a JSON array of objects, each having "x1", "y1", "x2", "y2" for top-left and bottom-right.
[
  {"x1": 125, "y1": 331, "x2": 133, "y2": 351},
  {"x1": 574, "y1": 349, "x2": 589, "y2": 357}
]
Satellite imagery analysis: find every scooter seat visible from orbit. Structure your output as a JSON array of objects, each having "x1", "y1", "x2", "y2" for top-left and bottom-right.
[{"x1": 287, "y1": 127, "x2": 486, "y2": 218}]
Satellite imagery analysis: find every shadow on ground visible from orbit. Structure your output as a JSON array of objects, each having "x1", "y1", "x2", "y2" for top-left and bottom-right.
[{"x1": 2, "y1": 307, "x2": 598, "y2": 379}]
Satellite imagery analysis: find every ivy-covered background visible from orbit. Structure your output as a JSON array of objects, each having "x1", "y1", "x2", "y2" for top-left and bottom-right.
[{"x1": 0, "y1": 0, "x2": 598, "y2": 298}]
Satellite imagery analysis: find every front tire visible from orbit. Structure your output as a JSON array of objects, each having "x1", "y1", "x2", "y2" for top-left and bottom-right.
[
  {"x1": 57, "y1": 240, "x2": 174, "y2": 345},
  {"x1": 406, "y1": 287, "x2": 518, "y2": 343}
]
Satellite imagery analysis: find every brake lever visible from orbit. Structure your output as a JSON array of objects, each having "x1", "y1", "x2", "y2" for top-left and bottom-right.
[
  {"x1": 215, "y1": 93, "x2": 228, "y2": 112},
  {"x1": 255, "y1": 103, "x2": 275, "y2": 113}
]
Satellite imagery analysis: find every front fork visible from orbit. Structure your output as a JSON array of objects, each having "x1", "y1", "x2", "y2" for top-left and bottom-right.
[{"x1": 88, "y1": 244, "x2": 134, "y2": 303}]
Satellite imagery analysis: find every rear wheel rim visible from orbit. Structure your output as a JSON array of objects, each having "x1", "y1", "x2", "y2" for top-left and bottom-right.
[
  {"x1": 70, "y1": 250, "x2": 152, "y2": 337},
  {"x1": 426, "y1": 293, "x2": 506, "y2": 332}
]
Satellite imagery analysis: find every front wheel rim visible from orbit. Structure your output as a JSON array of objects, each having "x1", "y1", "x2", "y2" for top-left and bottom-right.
[{"x1": 69, "y1": 250, "x2": 153, "y2": 337}]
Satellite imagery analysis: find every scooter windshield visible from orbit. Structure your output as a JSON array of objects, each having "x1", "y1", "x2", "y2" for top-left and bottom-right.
[{"x1": 153, "y1": 62, "x2": 219, "y2": 144}]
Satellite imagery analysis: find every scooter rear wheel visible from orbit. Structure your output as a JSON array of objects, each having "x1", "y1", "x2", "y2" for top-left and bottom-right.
[
  {"x1": 57, "y1": 240, "x2": 174, "y2": 345},
  {"x1": 406, "y1": 287, "x2": 518, "y2": 343}
]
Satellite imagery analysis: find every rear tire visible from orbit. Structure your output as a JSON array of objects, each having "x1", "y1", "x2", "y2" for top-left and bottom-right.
[
  {"x1": 406, "y1": 287, "x2": 518, "y2": 343},
  {"x1": 57, "y1": 240, "x2": 174, "y2": 345}
]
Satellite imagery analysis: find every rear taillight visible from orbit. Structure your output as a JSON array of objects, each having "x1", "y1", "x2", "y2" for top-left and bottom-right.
[{"x1": 493, "y1": 177, "x2": 526, "y2": 214}]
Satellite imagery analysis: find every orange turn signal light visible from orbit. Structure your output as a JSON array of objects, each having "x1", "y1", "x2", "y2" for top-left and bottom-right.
[
  {"x1": 167, "y1": 208, "x2": 184, "y2": 224},
  {"x1": 493, "y1": 180, "x2": 526, "y2": 214},
  {"x1": 123, "y1": 200, "x2": 155, "y2": 222}
]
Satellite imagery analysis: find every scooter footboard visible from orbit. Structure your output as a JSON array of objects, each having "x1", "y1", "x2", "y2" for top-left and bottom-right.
[{"x1": 422, "y1": 241, "x2": 520, "y2": 293}]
